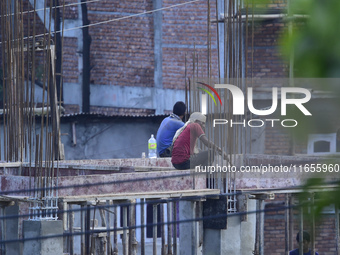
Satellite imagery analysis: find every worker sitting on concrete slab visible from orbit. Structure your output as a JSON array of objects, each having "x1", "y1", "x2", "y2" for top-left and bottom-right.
[
  {"x1": 171, "y1": 112, "x2": 225, "y2": 170},
  {"x1": 156, "y1": 101, "x2": 186, "y2": 157}
]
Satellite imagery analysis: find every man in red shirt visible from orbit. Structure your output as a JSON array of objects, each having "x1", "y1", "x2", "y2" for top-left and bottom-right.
[{"x1": 171, "y1": 112, "x2": 224, "y2": 170}]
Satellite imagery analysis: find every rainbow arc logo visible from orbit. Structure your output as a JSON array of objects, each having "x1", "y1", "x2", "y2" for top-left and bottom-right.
[
  {"x1": 197, "y1": 82, "x2": 222, "y2": 114},
  {"x1": 197, "y1": 82, "x2": 222, "y2": 106}
]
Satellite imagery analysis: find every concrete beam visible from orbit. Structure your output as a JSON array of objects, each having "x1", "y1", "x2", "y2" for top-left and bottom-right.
[{"x1": 64, "y1": 83, "x2": 185, "y2": 114}]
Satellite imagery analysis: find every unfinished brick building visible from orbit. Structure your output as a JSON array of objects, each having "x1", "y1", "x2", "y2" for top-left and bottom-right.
[{"x1": 0, "y1": 0, "x2": 339, "y2": 255}]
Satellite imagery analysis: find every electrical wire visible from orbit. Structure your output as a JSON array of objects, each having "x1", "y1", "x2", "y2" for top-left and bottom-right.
[
  {"x1": 16, "y1": 0, "x2": 202, "y2": 42},
  {"x1": 0, "y1": 0, "x2": 102, "y2": 18}
]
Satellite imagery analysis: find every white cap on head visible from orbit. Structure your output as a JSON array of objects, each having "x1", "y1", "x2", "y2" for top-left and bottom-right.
[{"x1": 189, "y1": 112, "x2": 206, "y2": 123}]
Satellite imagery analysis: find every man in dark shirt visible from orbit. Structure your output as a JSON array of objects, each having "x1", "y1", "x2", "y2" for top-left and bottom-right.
[{"x1": 289, "y1": 231, "x2": 319, "y2": 255}]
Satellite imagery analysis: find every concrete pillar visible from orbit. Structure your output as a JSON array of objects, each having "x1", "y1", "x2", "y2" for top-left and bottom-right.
[
  {"x1": 241, "y1": 198, "x2": 256, "y2": 255},
  {"x1": 204, "y1": 216, "x2": 255, "y2": 255},
  {"x1": 240, "y1": 221, "x2": 255, "y2": 255},
  {"x1": 179, "y1": 201, "x2": 198, "y2": 255},
  {"x1": 23, "y1": 220, "x2": 63, "y2": 255},
  {"x1": 153, "y1": 0, "x2": 163, "y2": 114},
  {"x1": 3, "y1": 203, "x2": 21, "y2": 255},
  {"x1": 221, "y1": 217, "x2": 241, "y2": 254},
  {"x1": 203, "y1": 229, "x2": 222, "y2": 255},
  {"x1": 203, "y1": 197, "x2": 256, "y2": 255}
]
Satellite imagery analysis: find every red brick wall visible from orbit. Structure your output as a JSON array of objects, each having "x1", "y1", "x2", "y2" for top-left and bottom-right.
[
  {"x1": 0, "y1": 0, "x2": 218, "y2": 112},
  {"x1": 247, "y1": 22, "x2": 288, "y2": 79},
  {"x1": 55, "y1": 0, "x2": 219, "y2": 89},
  {"x1": 60, "y1": 0, "x2": 79, "y2": 19},
  {"x1": 56, "y1": 0, "x2": 219, "y2": 89},
  {"x1": 245, "y1": 2, "x2": 290, "y2": 155},
  {"x1": 162, "y1": 0, "x2": 218, "y2": 89},
  {"x1": 264, "y1": 124, "x2": 291, "y2": 155},
  {"x1": 63, "y1": 38, "x2": 79, "y2": 84},
  {"x1": 246, "y1": 0, "x2": 288, "y2": 78},
  {"x1": 264, "y1": 194, "x2": 337, "y2": 255},
  {"x1": 87, "y1": 0, "x2": 154, "y2": 87},
  {"x1": 316, "y1": 217, "x2": 337, "y2": 255},
  {"x1": 248, "y1": 21, "x2": 290, "y2": 155}
]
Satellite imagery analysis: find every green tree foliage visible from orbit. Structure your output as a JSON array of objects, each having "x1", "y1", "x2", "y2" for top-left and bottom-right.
[
  {"x1": 281, "y1": 0, "x2": 340, "y2": 78},
  {"x1": 280, "y1": 0, "x2": 340, "y2": 217}
]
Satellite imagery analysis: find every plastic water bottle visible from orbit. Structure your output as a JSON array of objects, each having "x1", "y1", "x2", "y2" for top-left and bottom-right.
[{"x1": 148, "y1": 134, "x2": 157, "y2": 158}]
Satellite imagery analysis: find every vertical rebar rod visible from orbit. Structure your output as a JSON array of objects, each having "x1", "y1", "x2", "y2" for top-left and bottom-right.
[
  {"x1": 173, "y1": 202, "x2": 177, "y2": 255},
  {"x1": 185, "y1": 54, "x2": 188, "y2": 117},
  {"x1": 254, "y1": 199, "x2": 260, "y2": 255},
  {"x1": 224, "y1": 0, "x2": 227, "y2": 77},
  {"x1": 259, "y1": 199, "x2": 264, "y2": 255},
  {"x1": 69, "y1": 204, "x2": 74, "y2": 255},
  {"x1": 161, "y1": 203, "x2": 165, "y2": 255},
  {"x1": 122, "y1": 206, "x2": 128, "y2": 255},
  {"x1": 215, "y1": 0, "x2": 220, "y2": 78},
  {"x1": 153, "y1": 203, "x2": 158, "y2": 255},
  {"x1": 0, "y1": 0, "x2": 6, "y2": 161},
  {"x1": 113, "y1": 204, "x2": 118, "y2": 254},
  {"x1": 129, "y1": 201, "x2": 137, "y2": 255},
  {"x1": 285, "y1": 193, "x2": 290, "y2": 255},
  {"x1": 81, "y1": 203, "x2": 86, "y2": 255},
  {"x1": 336, "y1": 205, "x2": 340, "y2": 255},
  {"x1": 141, "y1": 199, "x2": 145, "y2": 255},
  {"x1": 167, "y1": 202, "x2": 173, "y2": 255},
  {"x1": 299, "y1": 206, "x2": 303, "y2": 255},
  {"x1": 106, "y1": 200, "x2": 112, "y2": 255},
  {"x1": 192, "y1": 201, "x2": 197, "y2": 255},
  {"x1": 311, "y1": 194, "x2": 315, "y2": 255}
]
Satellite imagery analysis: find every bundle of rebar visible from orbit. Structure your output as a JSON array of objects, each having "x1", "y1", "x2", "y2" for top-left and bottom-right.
[
  {"x1": 0, "y1": 0, "x2": 65, "y2": 220},
  {"x1": 185, "y1": 0, "x2": 257, "y2": 212}
]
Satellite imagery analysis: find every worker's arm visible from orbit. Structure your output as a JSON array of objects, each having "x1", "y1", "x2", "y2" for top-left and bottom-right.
[{"x1": 199, "y1": 135, "x2": 224, "y2": 155}]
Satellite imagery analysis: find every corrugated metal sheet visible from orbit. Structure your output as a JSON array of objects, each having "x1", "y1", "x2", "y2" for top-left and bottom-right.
[{"x1": 61, "y1": 111, "x2": 168, "y2": 118}]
